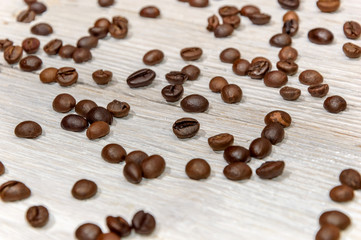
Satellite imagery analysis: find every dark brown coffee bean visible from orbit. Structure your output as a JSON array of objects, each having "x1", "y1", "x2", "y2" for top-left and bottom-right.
[
  {"x1": 339, "y1": 169, "x2": 361, "y2": 190},
  {"x1": 223, "y1": 146, "x2": 250, "y2": 163},
  {"x1": 264, "y1": 110, "x2": 292, "y2": 128},
  {"x1": 0, "y1": 161, "x2": 4, "y2": 176},
  {"x1": 299, "y1": 70, "x2": 323, "y2": 85},
  {"x1": 181, "y1": 94, "x2": 209, "y2": 112},
  {"x1": 269, "y1": 33, "x2": 292, "y2": 48},
  {"x1": 279, "y1": 46, "x2": 298, "y2": 61},
  {"x1": 180, "y1": 47, "x2": 202, "y2": 61},
  {"x1": 95, "y1": 18, "x2": 111, "y2": 29},
  {"x1": 132, "y1": 210, "x2": 156, "y2": 235},
  {"x1": 218, "y1": 5, "x2": 238, "y2": 17},
  {"x1": 319, "y1": 211, "x2": 351, "y2": 230},
  {"x1": 56, "y1": 67, "x2": 78, "y2": 86},
  {"x1": 220, "y1": 48, "x2": 241, "y2": 63},
  {"x1": 17, "y1": 10, "x2": 36, "y2": 23},
  {"x1": 98, "y1": 0, "x2": 114, "y2": 7},
  {"x1": 208, "y1": 133, "x2": 234, "y2": 151},
  {"x1": 102, "y1": 144, "x2": 127, "y2": 163},
  {"x1": 342, "y1": 42, "x2": 361, "y2": 58},
  {"x1": 172, "y1": 117, "x2": 200, "y2": 139},
  {"x1": 248, "y1": 13, "x2": 271, "y2": 25},
  {"x1": 4, "y1": 45, "x2": 23, "y2": 64},
  {"x1": 123, "y1": 162, "x2": 142, "y2": 184},
  {"x1": 189, "y1": 0, "x2": 208, "y2": 8},
  {"x1": 141, "y1": 155, "x2": 166, "y2": 179},
  {"x1": 71, "y1": 179, "x2": 97, "y2": 200},
  {"x1": 76, "y1": 223, "x2": 103, "y2": 240},
  {"x1": 29, "y1": 2, "x2": 47, "y2": 14},
  {"x1": 186, "y1": 158, "x2": 211, "y2": 180},
  {"x1": 261, "y1": 123, "x2": 285, "y2": 145},
  {"x1": 22, "y1": 37, "x2": 40, "y2": 54},
  {"x1": 240, "y1": 5, "x2": 260, "y2": 17},
  {"x1": 329, "y1": 185, "x2": 354, "y2": 202},
  {"x1": 279, "y1": 86, "x2": 301, "y2": 101},
  {"x1": 0, "y1": 181, "x2": 31, "y2": 202},
  {"x1": 39, "y1": 67, "x2": 57, "y2": 83},
  {"x1": 143, "y1": 49, "x2": 164, "y2": 66},
  {"x1": 0, "y1": 39, "x2": 13, "y2": 51},
  {"x1": 125, "y1": 151, "x2": 148, "y2": 166},
  {"x1": 316, "y1": 224, "x2": 340, "y2": 240},
  {"x1": 161, "y1": 85, "x2": 184, "y2": 102},
  {"x1": 323, "y1": 95, "x2": 347, "y2": 113},
  {"x1": 221, "y1": 84, "x2": 242, "y2": 103},
  {"x1": 276, "y1": 60, "x2": 298, "y2": 75},
  {"x1": 224, "y1": 162, "x2": 252, "y2": 181},
  {"x1": 106, "y1": 216, "x2": 131, "y2": 237},
  {"x1": 61, "y1": 114, "x2": 88, "y2": 132},
  {"x1": 282, "y1": 19, "x2": 298, "y2": 37},
  {"x1": 283, "y1": 10, "x2": 299, "y2": 22},
  {"x1": 112, "y1": 16, "x2": 128, "y2": 25},
  {"x1": 140, "y1": 6, "x2": 160, "y2": 18},
  {"x1": 26, "y1": 205, "x2": 49, "y2": 228},
  {"x1": 278, "y1": 0, "x2": 299, "y2": 10},
  {"x1": 77, "y1": 36, "x2": 98, "y2": 50},
  {"x1": 127, "y1": 69, "x2": 156, "y2": 88},
  {"x1": 109, "y1": 22, "x2": 128, "y2": 39},
  {"x1": 72, "y1": 48, "x2": 92, "y2": 63},
  {"x1": 88, "y1": 27, "x2": 108, "y2": 39},
  {"x1": 222, "y1": 15, "x2": 241, "y2": 29},
  {"x1": 15, "y1": 121, "x2": 42, "y2": 138},
  {"x1": 59, "y1": 45, "x2": 76, "y2": 59},
  {"x1": 86, "y1": 121, "x2": 110, "y2": 140},
  {"x1": 249, "y1": 138, "x2": 272, "y2": 159},
  {"x1": 343, "y1": 21, "x2": 361, "y2": 39},
  {"x1": 209, "y1": 76, "x2": 228, "y2": 93},
  {"x1": 308, "y1": 84, "x2": 329, "y2": 98},
  {"x1": 256, "y1": 161, "x2": 285, "y2": 179},
  {"x1": 19, "y1": 55, "x2": 42, "y2": 72},
  {"x1": 52, "y1": 93, "x2": 76, "y2": 113},
  {"x1": 31, "y1": 23, "x2": 53, "y2": 36},
  {"x1": 92, "y1": 70, "x2": 112, "y2": 85},
  {"x1": 107, "y1": 100, "x2": 130, "y2": 118},
  {"x1": 165, "y1": 71, "x2": 188, "y2": 85},
  {"x1": 232, "y1": 59, "x2": 250, "y2": 76},
  {"x1": 76, "y1": 100, "x2": 97, "y2": 117},
  {"x1": 214, "y1": 24, "x2": 234, "y2": 38},
  {"x1": 86, "y1": 107, "x2": 113, "y2": 125},
  {"x1": 181, "y1": 65, "x2": 200, "y2": 80},
  {"x1": 317, "y1": 0, "x2": 340, "y2": 13},
  {"x1": 308, "y1": 28, "x2": 334, "y2": 45},
  {"x1": 207, "y1": 15, "x2": 219, "y2": 32},
  {"x1": 248, "y1": 58, "x2": 271, "y2": 79},
  {"x1": 264, "y1": 71, "x2": 288, "y2": 88}
]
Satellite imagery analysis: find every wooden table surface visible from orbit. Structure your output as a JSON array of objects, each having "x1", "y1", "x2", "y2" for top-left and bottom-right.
[{"x1": 0, "y1": 0, "x2": 360, "y2": 239}]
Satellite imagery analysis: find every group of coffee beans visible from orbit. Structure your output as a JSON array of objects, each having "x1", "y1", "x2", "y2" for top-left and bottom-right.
[
  {"x1": 17, "y1": 0, "x2": 47, "y2": 24},
  {"x1": 342, "y1": 21, "x2": 361, "y2": 59}
]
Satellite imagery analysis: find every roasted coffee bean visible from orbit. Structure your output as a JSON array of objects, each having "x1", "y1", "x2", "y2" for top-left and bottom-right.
[
  {"x1": 4, "y1": 45, "x2": 23, "y2": 64},
  {"x1": 339, "y1": 169, "x2": 361, "y2": 189},
  {"x1": 209, "y1": 76, "x2": 228, "y2": 93},
  {"x1": 17, "y1": 10, "x2": 36, "y2": 23},
  {"x1": 107, "y1": 100, "x2": 130, "y2": 118},
  {"x1": 161, "y1": 85, "x2": 184, "y2": 102},
  {"x1": 77, "y1": 36, "x2": 98, "y2": 50},
  {"x1": 52, "y1": 93, "x2": 76, "y2": 113},
  {"x1": 343, "y1": 21, "x2": 361, "y2": 39},
  {"x1": 29, "y1": 2, "x2": 47, "y2": 14},
  {"x1": 223, "y1": 146, "x2": 251, "y2": 163},
  {"x1": 308, "y1": 84, "x2": 329, "y2": 98},
  {"x1": 0, "y1": 39, "x2": 13, "y2": 51},
  {"x1": 56, "y1": 67, "x2": 78, "y2": 86},
  {"x1": 248, "y1": 58, "x2": 271, "y2": 79},
  {"x1": 181, "y1": 94, "x2": 209, "y2": 113},
  {"x1": 141, "y1": 155, "x2": 166, "y2": 179},
  {"x1": 269, "y1": 33, "x2": 292, "y2": 47},
  {"x1": 276, "y1": 60, "x2": 298, "y2": 75},
  {"x1": 92, "y1": 70, "x2": 112, "y2": 85},
  {"x1": 277, "y1": 0, "x2": 299, "y2": 10},
  {"x1": 221, "y1": 84, "x2": 242, "y2": 103},
  {"x1": 97, "y1": 233, "x2": 120, "y2": 240},
  {"x1": 0, "y1": 181, "x2": 31, "y2": 202},
  {"x1": 208, "y1": 133, "x2": 234, "y2": 151},
  {"x1": 88, "y1": 27, "x2": 108, "y2": 39},
  {"x1": 123, "y1": 162, "x2": 142, "y2": 184},
  {"x1": 95, "y1": 18, "x2": 111, "y2": 29},
  {"x1": 316, "y1": 225, "x2": 340, "y2": 240},
  {"x1": 61, "y1": 114, "x2": 88, "y2": 132},
  {"x1": 189, "y1": 0, "x2": 208, "y2": 8},
  {"x1": 308, "y1": 28, "x2": 334, "y2": 45},
  {"x1": 282, "y1": 19, "x2": 298, "y2": 37},
  {"x1": 165, "y1": 71, "x2": 188, "y2": 85},
  {"x1": 319, "y1": 211, "x2": 351, "y2": 230},
  {"x1": 132, "y1": 210, "x2": 156, "y2": 235},
  {"x1": 43, "y1": 39, "x2": 62, "y2": 55},
  {"x1": 181, "y1": 65, "x2": 200, "y2": 80},
  {"x1": 102, "y1": 144, "x2": 127, "y2": 163},
  {"x1": 329, "y1": 185, "x2": 354, "y2": 202},
  {"x1": 112, "y1": 16, "x2": 128, "y2": 25},
  {"x1": 22, "y1": 37, "x2": 40, "y2": 54},
  {"x1": 283, "y1": 10, "x2": 299, "y2": 22},
  {"x1": 76, "y1": 100, "x2": 97, "y2": 117},
  {"x1": 186, "y1": 159, "x2": 211, "y2": 180},
  {"x1": 261, "y1": 123, "x2": 285, "y2": 145},
  {"x1": 256, "y1": 161, "x2": 285, "y2": 179},
  {"x1": 299, "y1": 70, "x2": 323, "y2": 85},
  {"x1": 249, "y1": 138, "x2": 272, "y2": 159},
  {"x1": 317, "y1": 0, "x2": 340, "y2": 13},
  {"x1": 214, "y1": 24, "x2": 234, "y2": 38},
  {"x1": 222, "y1": 15, "x2": 241, "y2": 29},
  {"x1": 125, "y1": 151, "x2": 148, "y2": 166},
  {"x1": 98, "y1": 0, "x2": 114, "y2": 7},
  {"x1": 207, "y1": 15, "x2": 219, "y2": 32},
  {"x1": 218, "y1": 5, "x2": 238, "y2": 17},
  {"x1": 86, "y1": 121, "x2": 110, "y2": 140},
  {"x1": 72, "y1": 48, "x2": 92, "y2": 63},
  {"x1": 19, "y1": 55, "x2": 42, "y2": 72},
  {"x1": 279, "y1": 46, "x2": 298, "y2": 60},
  {"x1": 240, "y1": 5, "x2": 260, "y2": 17},
  {"x1": 264, "y1": 110, "x2": 292, "y2": 128},
  {"x1": 220, "y1": 48, "x2": 240, "y2": 63},
  {"x1": 172, "y1": 117, "x2": 200, "y2": 139},
  {"x1": 264, "y1": 71, "x2": 288, "y2": 88},
  {"x1": 224, "y1": 162, "x2": 252, "y2": 181},
  {"x1": 31, "y1": 23, "x2": 53, "y2": 36},
  {"x1": 15, "y1": 121, "x2": 42, "y2": 138},
  {"x1": 40, "y1": 67, "x2": 57, "y2": 83},
  {"x1": 86, "y1": 107, "x2": 113, "y2": 125},
  {"x1": 343, "y1": 42, "x2": 361, "y2": 58},
  {"x1": 76, "y1": 223, "x2": 103, "y2": 240},
  {"x1": 106, "y1": 216, "x2": 131, "y2": 237},
  {"x1": 26, "y1": 205, "x2": 49, "y2": 228},
  {"x1": 108, "y1": 22, "x2": 128, "y2": 39},
  {"x1": 71, "y1": 179, "x2": 97, "y2": 200},
  {"x1": 232, "y1": 59, "x2": 250, "y2": 76},
  {"x1": 59, "y1": 45, "x2": 76, "y2": 58},
  {"x1": 248, "y1": 13, "x2": 271, "y2": 25},
  {"x1": 127, "y1": 69, "x2": 156, "y2": 88},
  {"x1": 324, "y1": 96, "x2": 347, "y2": 113},
  {"x1": 0, "y1": 161, "x2": 4, "y2": 176},
  {"x1": 143, "y1": 49, "x2": 164, "y2": 66},
  {"x1": 140, "y1": 6, "x2": 160, "y2": 18},
  {"x1": 180, "y1": 47, "x2": 202, "y2": 61},
  {"x1": 279, "y1": 86, "x2": 301, "y2": 101}
]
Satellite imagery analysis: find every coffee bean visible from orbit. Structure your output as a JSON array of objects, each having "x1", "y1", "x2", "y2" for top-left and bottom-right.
[
  {"x1": 181, "y1": 65, "x2": 200, "y2": 80},
  {"x1": 92, "y1": 70, "x2": 112, "y2": 85},
  {"x1": 279, "y1": 86, "x2": 301, "y2": 101},
  {"x1": 59, "y1": 45, "x2": 76, "y2": 58},
  {"x1": 308, "y1": 28, "x2": 334, "y2": 45},
  {"x1": 316, "y1": 224, "x2": 340, "y2": 240},
  {"x1": 17, "y1": 10, "x2": 36, "y2": 23},
  {"x1": 76, "y1": 223, "x2": 103, "y2": 240},
  {"x1": 52, "y1": 93, "x2": 76, "y2": 113},
  {"x1": 186, "y1": 159, "x2": 211, "y2": 180},
  {"x1": 299, "y1": 70, "x2": 323, "y2": 85},
  {"x1": 223, "y1": 162, "x2": 252, "y2": 181},
  {"x1": 161, "y1": 84, "x2": 184, "y2": 102},
  {"x1": 109, "y1": 21, "x2": 128, "y2": 39},
  {"x1": 123, "y1": 162, "x2": 142, "y2": 184},
  {"x1": 232, "y1": 59, "x2": 250, "y2": 76},
  {"x1": 0, "y1": 180, "x2": 31, "y2": 202},
  {"x1": 26, "y1": 205, "x2": 49, "y2": 228},
  {"x1": 15, "y1": 121, "x2": 42, "y2": 138},
  {"x1": 223, "y1": 146, "x2": 251, "y2": 163},
  {"x1": 141, "y1": 155, "x2": 166, "y2": 179},
  {"x1": 317, "y1": 0, "x2": 340, "y2": 13},
  {"x1": 0, "y1": 161, "x2": 4, "y2": 176},
  {"x1": 208, "y1": 133, "x2": 234, "y2": 151},
  {"x1": 342, "y1": 42, "x2": 361, "y2": 58},
  {"x1": 221, "y1": 84, "x2": 243, "y2": 103},
  {"x1": 97, "y1": 233, "x2": 120, "y2": 240},
  {"x1": 31, "y1": 23, "x2": 53, "y2": 36},
  {"x1": 72, "y1": 48, "x2": 92, "y2": 63},
  {"x1": 172, "y1": 117, "x2": 200, "y2": 139},
  {"x1": 220, "y1": 48, "x2": 240, "y2": 63},
  {"x1": 165, "y1": 71, "x2": 188, "y2": 85},
  {"x1": 343, "y1": 21, "x2": 361, "y2": 39},
  {"x1": 248, "y1": 58, "x2": 271, "y2": 79},
  {"x1": 264, "y1": 110, "x2": 292, "y2": 128},
  {"x1": 107, "y1": 100, "x2": 130, "y2": 118},
  {"x1": 189, "y1": 0, "x2": 208, "y2": 8},
  {"x1": 218, "y1": 5, "x2": 238, "y2": 17},
  {"x1": 61, "y1": 114, "x2": 88, "y2": 132},
  {"x1": 19, "y1": 55, "x2": 42, "y2": 72},
  {"x1": 89, "y1": 27, "x2": 108, "y2": 39},
  {"x1": 249, "y1": 138, "x2": 272, "y2": 159},
  {"x1": 76, "y1": 100, "x2": 97, "y2": 117},
  {"x1": 98, "y1": 0, "x2": 114, "y2": 7},
  {"x1": 283, "y1": 10, "x2": 299, "y2": 22},
  {"x1": 214, "y1": 24, "x2": 234, "y2": 38},
  {"x1": 240, "y1": 5, "x2": 260, "y2": 17},
  {"x1": 277, "y1": 0, "x2": 300, "y2": 10},
  {"x1": 127, "y1": 69, "x2": 156, "y2": 88},
  {"x1": 181, "y1": 94, "x2": 209, "y2": 113},
  {"x1": 86, "y1": 121, "x2": 110, "y2": 140},
  {"x1": 106, "y1": 216, "x2": 131, "y2": 237},
  {"x1": 29, "y1": 2, "x2": 47, "y2": 14},
  {"x1": 261, "y1": 123, "x2": 285, "y2": 145},
  {"x1": 180, "y1": 47, "x2": 202, "y2": 61},
  {"x1": 256, "y1": 161, "x2": 285, "y2": 179},
  {"x1": 279, "y1": 46, "x2": 298, "y2": 61},
  {"x1": 143, "y1": 49, "x2": 164, "y2": 66},
  {"x1": 282, "y1": 19, "x2": 298, "y2": 37},
  {"x1": 22, "y1": 37, "x2": 40, "y2": 54},
  {"x1": 323, "y1": 95, "x2": 347, "y2": 113},
  {"x1": 308, "y1": 84, "x2": 329, "y2": 98},
  {"x1": 71, "y1": 179, "x2": 97, "y2": 200},
  {"x1": 264, "y1": 71, "x2": 288, "y2": 88},
  {"x1": 39, "y1": 67, "x2": 57, "y2": 83},
  {"x1": 209, "y1": 76, "x2": 228, "y2": 93},
  {"x1": 222, "y1": 15, "x2": 241, "y2": 29},
  {"x1": 140, "y1": 6, "x2": 160, "y2": 18},
  {"x1": 132, "y1": 210, "x2": 156, "y2": 235},
  {"x1": 125, "y1": 151, "x2": 148, "y2": 166},
  {"x1": 112, "y1": 16, "x2": 128, "y2": 25},
  {"x1": 319, "y1": 210, "x2": 351, "y2": 230},
  {"x1": 339, "y1": 169, "x2": 361, "y2": 189},
  {"x1": 77, "y1": 36, "x2": 98, "y2": 50},
  {"x1": 24, "y1": 0, "x2": 37, "y2": 4},
  {"x1": 4, "y1": 45, "x2": 23, "y2": 64},
  {"x1": 276, "y1": 60, "x2": 298, "y2": 75},
  {"x1": 207, "y1": 15, "x2": 219, "y2": 32},
  {"x1": 269, "y1": 33, "x2": 292, "y2": 47},
  {"x1": 96, "y1": 18, "x2": 111, "y2": 29},
  {"x1": 102, "y1": 144, "x2": 127, "y2": 163},
  {"x1": 248, "y1": 13, "x2": 271, "y2": 25},
  {"x1": 329, "y1": 185, "x2": 354, "y2": 202},
  {"x1": 87, "y1": 107, "x2": 113, "y2": 125},
  {"x1": 0, "y1": 39, "x2": 13, "y2": 51},
  {"x1": 56, "y1": 67, "x2": 78, "y2": 86}
]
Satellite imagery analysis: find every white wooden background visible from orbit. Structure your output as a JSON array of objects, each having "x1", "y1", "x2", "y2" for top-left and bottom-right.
[{"x1": 0, "y1": 0, "x2": 360, "y2": 239}]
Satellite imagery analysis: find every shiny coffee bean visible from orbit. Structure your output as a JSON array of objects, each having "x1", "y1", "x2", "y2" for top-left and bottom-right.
[
  {"x1": 29, "y1": 2, "x2": 47, "y2": 14},
  {"x1": 125, "y1": 151, "x2": 148, "y2": 166},
  {"x1": 240, "y1": 5, "x2": 260, "y2": 17},
  {"x1": 0, "y1": 39, "x2": 13, "y2": 51},
  {"x1": 221, "y1": 84, "x2": 242, "y2": 103},
  {"x1": 75, "y1": 223, "x2": 103, "y2": 240},
  {"x1": 214, "y1": 24, "x2": 234, "y2": 38},
  {"x1": 127, "y1": 69, "x2": 156, "y2": 88},
  {"x1": 107, "y1": 100, "x2": 130, "y2": 118},
  {"x1": 92, "y1": 70, "x2": 112, "y2": 85},
  {"x1": 14, "y1": 121, "x2": 42, "y2": 138},
  {"x1": 308, "y1": 84, "x2": 329, "y2": 98},
  {"x1": 123, "y1": 162, "x2": 142, "y2": 184},
  {"x1": 264, "y1": 110, "x2": 292, "y2": 128},
  {"x1": 181, "y1": 94, "x2": 209, "y2": 112},
  {"x1": 264, "y1": 71, "x2": 288, "y2": 88},
  {"x1": 98, "y1": 0, "x2": 114, "y2": 7},
  {"x1": 31, "y1": 23, "x2": 53, "y2": 36},
  {"x1": 319, "y1": 210, "x2": 351, "y2": 230},
  {"x1": 278, "y1": 46, "x2": 298, "y2": 61},
  {"x1": 248, "y1": 13, "x2": 271, "y2": 25},
  {"x1": 139, "y1": 6, "x2": 160, "y2": 18},
  {"x1": 249, "y1": 138, "x2": 272, "y2": 159},
  {"x1": 209, "y1": 76, "x2": 228, "y2": 93},
  {"x1": 26, "y1": 205, "x2": 49, "y2": 228},
  {"x1": 181, "y1": 65, "x2": 200, "y2": 80},
  {"x1": 172, "y1": 117, "x2": 200, "y2": 139},
  {"x1": 56, "y1": 67, "x2": 78, "y2": 86},
  {"x1": 77, "y1": 36, "x2": 98, "y2": 49},
  {"x1": 59, "y1": 45, "x2": 76, "y2": 59},
  {"x1": 0, "y1": 181, "x2": 31, "y2": 202},
  {"x1": 279, "y1": 86, "x2": 301, "y2": 101},
  {"x1": 141, "y1": 155, "x2": 166, "y2": 179},
  {"x1": 223, "y1": 162, "x2": 252, "y2": 181},
  {"x1": 186, "y1": 159, "x2": 211, "y2": 180},
  {"x1": 161, "y1": 85, "x2": 184, "y2": 102},
  {"x1": 282, "y1": 19, "x2": 298, "y2": 37},
  {"x1": 75, "y1": 100, "x2": 98, "y2": 117},
  {"x1": 339, "y1": 169, "x2": 361, "y2": 189},
  {"x1": 256, "y1": 161, "x2": 285, "y2": 179},
  {"x1": 261, "y1": 123, "x2": 285, "y2": 145},
  {"x1": 143, "y1": 49, "x2": 164, "y2": 66},
  {"x1": 316, "y1": 224, "x2": 340, "y2": 240},
  {"x1": 189, "y1": 0, "x2": 209, "y2": 8},
  {"x1": 72, "y1": 48, "x2": 92, "y2": 63},
  {"x1": 276, "y1": 60, "x2": 298, "y2": 75},
  {"x1": 220, "y1": 48, "x2": 240, "y2": 63},
  {"x1": 218, "y1": 5, "x2": 238, "y2": 17},
  {"x1": 283, "y1": 10, "x2": 299, "y2": 22},
  {"x1": 86, "y1": 121, "x2": 110, "y2": 140},
  {"x1": 323, "y1": 96, "x2": 347, "y2": 113},
  {"x1": 112, "y1": 16, "x2": 128, "y2": 25},
  {"x1": 88, "y1": 27, "x2": 108, "y2": 39},
  {"x1": 329, "y1": 185, "x2": 354, "y2": 202},
  {"x1": 222, "y1": 15, "x2": 241, "y2": 29},
  {"x1": 269, "y1": 33, "x2": 292, "y2": 47},
  {"x1": 108, "y1": 21, "x2": 128, "y2": 39},
  {"x1": 22, "y1": 37, "x2": 40, "y2": 54},
  {"x1": 52, "y1": 93, "x2": 76, "y2": 113},
  {"x1": 299, "y1": 70, "x2": 323, "y2": 85},
  {"x1": 308, "y1": 28, "x2": 334, "y2": 45},
  {"x1": 208, "y1": 133, "x2": 234, "y2": 151},
  {"x1": 317, "y1": 0, "x2": 340, "y2": 13},
  {"x1": 232, "y1": 59, "x2": 250, "y2": 76},
  {"x1": 86, "y1": 107, "x2": 113, "y2": 125},
  {"x1": 19, "y1": 56, "x2": 42, "y2": 72},
  {"x1": 343, "y1": 42, "x2": 361, "y2": 58},
  {"x1": 277, "y1": 0, "x2": 300, "y2": 10},
  {"x1": 343, "y1": 21, "x2": 361, "y2": 39},
  {"x1": 248, "y1": 58, "x2": 271, "y2": 79},
  {"x1": 17, "y1": 9, "x2": 36, "y2": 23},
  {"x1": 165, "y1": 71, "x2": 188, "y2": 85},
  {"x1": 71, "y1": 179, "x2": 97, "y2": 200},
  {"x1": 180, "y1": 47, "x2": 203, "y2": 61},
  {"x1": 223, "y1": 146, "x2": 251, "y2": 163},
  {"x1": 206, "y1": 15, "x2": 219, "y2": 31},
  {"x1": 61, "y1": 114, "x2": 88, "y2": 132},
  {"x1": 40, "y1": 67, "x2": 58, "y2": 83},
  {"x1": 132, "y1": 210, "x2": 156, "y2": 235},
  {"x1": 106, "y1": 216, "x2": 131, "y2": 237},
  {"x1": 102, "y1": 144, "x2": 127, "y2": 163},
  {"x1": 4, "y1": 45, "x2": 23, "y2": 64}
]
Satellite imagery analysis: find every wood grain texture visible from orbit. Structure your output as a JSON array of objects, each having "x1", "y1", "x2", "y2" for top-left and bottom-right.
[{"x1": 0, "y1": 0, "x2": 361, "y2": 239}]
